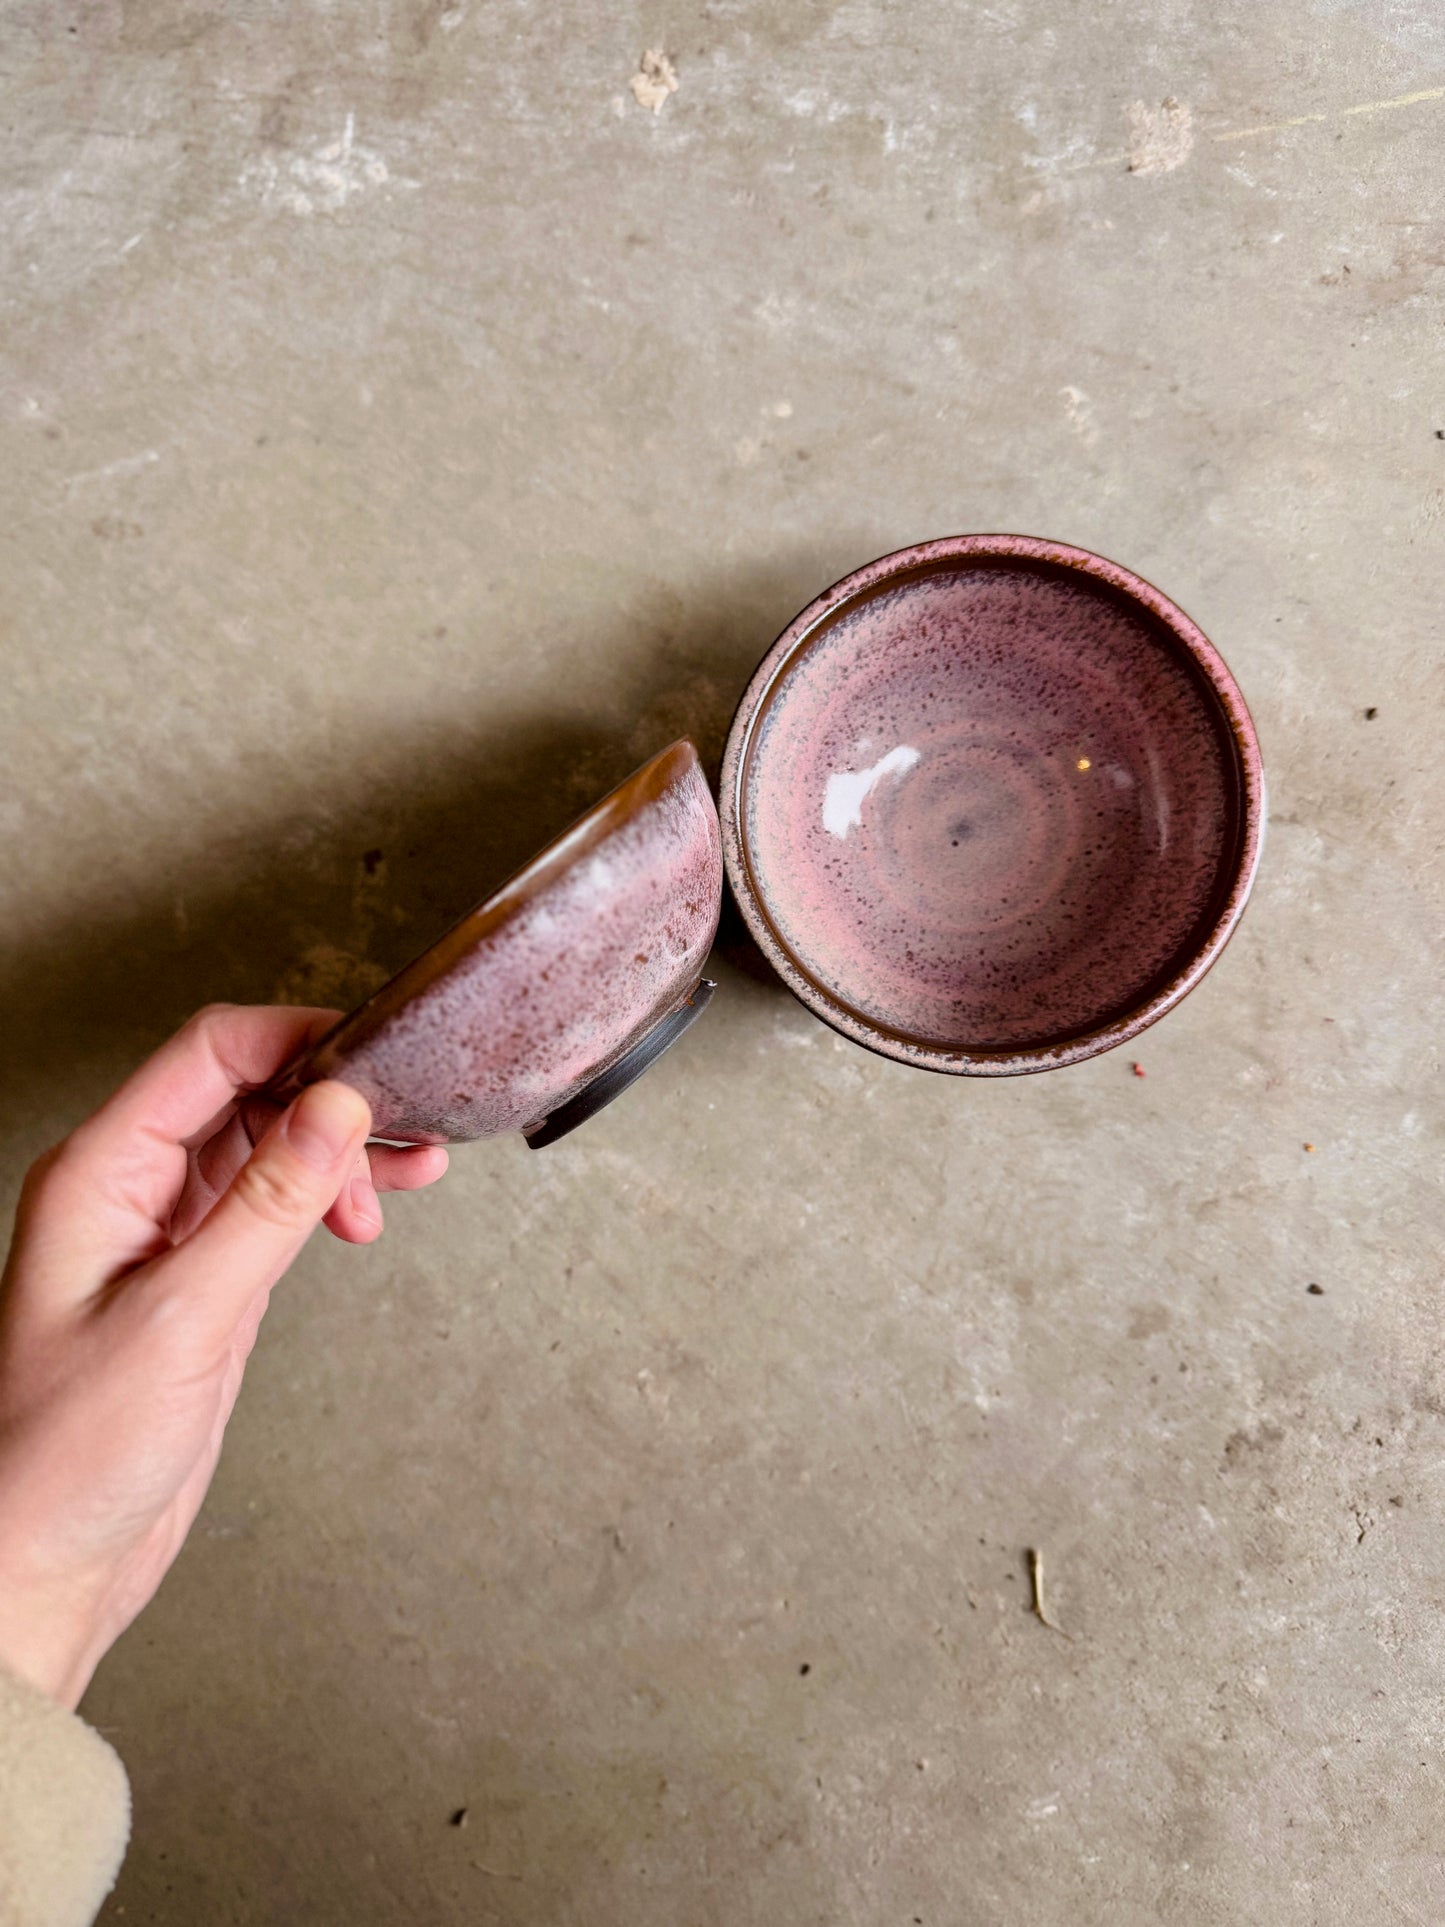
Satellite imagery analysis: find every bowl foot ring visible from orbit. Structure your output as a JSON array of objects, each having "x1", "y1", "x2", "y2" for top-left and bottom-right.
[{"x1": 524, "y1": 979, "x2": 717, "y2": 1150}]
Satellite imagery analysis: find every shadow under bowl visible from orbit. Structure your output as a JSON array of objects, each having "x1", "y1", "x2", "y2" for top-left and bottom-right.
[
  {"x1": 719, "y1": 535, "x2": 1264, "y2": 1074},
  {"x1": 271, "y1": 739, "x2": 723, "y2": 1142}
]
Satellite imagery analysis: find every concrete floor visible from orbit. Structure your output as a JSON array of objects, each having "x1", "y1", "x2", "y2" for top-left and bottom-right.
[{"x1": 2, "y1": 2, "x2": 1442, "y2": 1920}]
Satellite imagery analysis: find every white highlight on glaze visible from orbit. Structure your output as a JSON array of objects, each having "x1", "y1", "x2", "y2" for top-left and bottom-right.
[
  {"x1": 1143, "y1": 743, "x2": 1171, "y2": 854},
  {"x1": 241, "y1": 113, "x2": 403, "y2": 216},
  {"x1": 822, "y1": 744, "x2": 921, "y2": 839}
]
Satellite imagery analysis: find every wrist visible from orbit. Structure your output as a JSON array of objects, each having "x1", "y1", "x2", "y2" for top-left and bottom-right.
[{"x1": 0, "y1": 1565, "x2": 106, "y2": 1711}]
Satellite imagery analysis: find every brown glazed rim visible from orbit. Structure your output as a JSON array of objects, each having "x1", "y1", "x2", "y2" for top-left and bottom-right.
[
  {"x1": 273, "y1": 738, "x2": 704, "y2": 1096},
  {"x1": 719, "y1": 535, "x2": 1266, "y2": 1077}
]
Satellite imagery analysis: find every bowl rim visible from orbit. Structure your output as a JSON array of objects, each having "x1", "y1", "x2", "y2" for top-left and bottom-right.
[
  {"x1": 274, "y1": 736, "x2": 707, "y2": 1096},
  {"x1": 718, "y1": 534, "x2": 1265, "y2": 1076}
]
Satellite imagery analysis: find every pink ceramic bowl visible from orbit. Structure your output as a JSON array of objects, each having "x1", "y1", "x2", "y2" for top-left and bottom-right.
[
  {"x1": 271, "y1": 740, "x2": 722, "y2": 1144},
  {"x1": 720, "y1": 536, "x2": 1264, "y2": 1074}
]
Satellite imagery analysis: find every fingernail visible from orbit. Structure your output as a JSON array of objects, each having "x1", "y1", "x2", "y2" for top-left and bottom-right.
[
  {"x1": 285, "y1": 1081, "x2": 369, "y2": 1169},
  {"x1": 349, "y1": 1171, "x2": 382, "y2": 1230}
]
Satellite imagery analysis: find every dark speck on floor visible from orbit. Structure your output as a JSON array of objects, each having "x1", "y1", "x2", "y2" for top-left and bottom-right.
[
  {"x1": 1308, "y1": 1283, "x2": 1325, "y2": 1295},
  {"x1": 1364, "y1": 706, "x2": 1378, "y2": 719}
]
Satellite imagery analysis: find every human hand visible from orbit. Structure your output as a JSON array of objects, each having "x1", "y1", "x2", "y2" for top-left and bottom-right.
[{"x1": 0, "y1": 1004, "x2": 448, "y2": 1710}]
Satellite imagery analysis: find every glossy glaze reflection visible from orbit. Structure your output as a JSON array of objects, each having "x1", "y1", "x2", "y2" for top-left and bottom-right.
[{"x1": 723, "y1": 538, "x2": 1263, "y2": 1073}]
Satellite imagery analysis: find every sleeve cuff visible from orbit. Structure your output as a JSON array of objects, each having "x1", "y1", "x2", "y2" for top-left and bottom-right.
[{"x1": 0, "y1": 1661, "x2": 130, "y2": 1927}]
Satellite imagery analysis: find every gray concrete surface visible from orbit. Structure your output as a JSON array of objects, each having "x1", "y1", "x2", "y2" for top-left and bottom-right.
[{"x1": 2, "y1": 2, "x2": 1442, "y2": 1921}]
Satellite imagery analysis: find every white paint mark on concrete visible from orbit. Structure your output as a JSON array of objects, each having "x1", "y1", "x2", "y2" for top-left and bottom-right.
[
  {"x1": 241, "y1": 113, "x2": 406, "y2": 216},
  {"x1": 1060, "y1": 384, "x2": 1099, "y2": 445},
  {"x1": 764, "y1": 399, "x2": 794, "y2": 418},
  {"x1": 1024, "y1": 133, "x2": 1104, "y2": 173},
  {"x1": 754, "y1": 291, "x2": 799, "y2": 331},
  {"x1": 1045, "y1": 80, "x2": 1445, "y2": 180},
  {"x1": 823, "y1": 744, "x2": 921, "y2": 839},
  {"x1": 64, "y1": 448, "x2": 160, "y2": 491},
  {"x1": 767, "y1": 1016, "x2": 817, "y2": 1050},
  {"x1": 1214, "y1": 83, "x2": 1445, "y2": 141},
  {"x1": 1126, "y1": 96, "x2": 1195, "y2": 174},
  {"x1": 780, "y1": 89, "x2": 850, "y2": 124},
  {"x1": 1078, "y1": 80, "x2": 1445, "y2": 179}
]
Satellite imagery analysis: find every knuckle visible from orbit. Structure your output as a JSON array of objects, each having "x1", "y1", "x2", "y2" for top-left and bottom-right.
[
  {"x1": 20, "y1": 1139, "x2": 84, "y2": 1215},
  {"x1": 230, "y1": 1148, "x2": 320, "y2": 1229},
  {"x1": 22, "y1": 1141, "x2": 66, "y2": 1193},
  {"x1": 186, "y1": 1000, "x2": 238, "y2": 1035}
]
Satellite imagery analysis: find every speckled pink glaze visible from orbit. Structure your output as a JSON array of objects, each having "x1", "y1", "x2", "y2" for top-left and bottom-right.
[
  {"x1": 721, "y1": 538, "x2": 1263, "y2": 1074},
  {"x1": 277, "y1": 741, "x2": 722, "y2": 1141}
]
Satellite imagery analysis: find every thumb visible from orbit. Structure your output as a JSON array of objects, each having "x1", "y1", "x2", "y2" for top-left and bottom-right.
[{"x1": 153, "y1": 1080, "x2": 372, "y2": 1339}]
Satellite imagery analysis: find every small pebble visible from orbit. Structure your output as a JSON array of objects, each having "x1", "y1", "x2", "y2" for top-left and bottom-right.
[
  {"x1": 1131, "y1": 1062, "x2": 1146, "y2": 1078},
  {"x1": 1304, "y1": 1142, "x2": 1317, "y2": 1153},
  {"x1": 1307, "y1": 1283, "x2": 1324, "y2": 1295},
  {"x1": 450, "y1": 1808, "x2": 469, "y2": 1829}
]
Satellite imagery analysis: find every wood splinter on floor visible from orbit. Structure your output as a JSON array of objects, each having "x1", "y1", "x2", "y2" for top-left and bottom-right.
[{"x1": 1027, "y1": 1547, "x2": 1072, "y2": 1637}]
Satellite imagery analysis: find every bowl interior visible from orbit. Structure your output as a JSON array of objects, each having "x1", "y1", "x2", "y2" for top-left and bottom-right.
[{"x1": 731, "y1": 548, "x2": 1254, "y2": 1062}]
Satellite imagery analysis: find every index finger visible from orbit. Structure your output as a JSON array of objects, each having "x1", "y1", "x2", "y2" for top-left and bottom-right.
[
  {"x1": 9, "y1": 1006, "x2": 350, "y2": 1315},
  {"x1": 70, "y1": 1003, "x2": 342, "y2": 1164}
]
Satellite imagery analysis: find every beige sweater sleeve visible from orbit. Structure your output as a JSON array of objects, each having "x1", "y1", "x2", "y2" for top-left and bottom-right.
[{"x1": 0, "y1": 1665, "x2": 129, "y2": 1927}]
